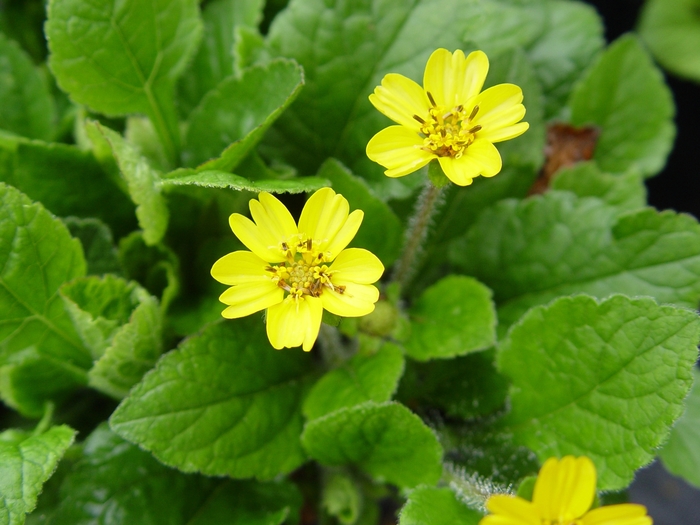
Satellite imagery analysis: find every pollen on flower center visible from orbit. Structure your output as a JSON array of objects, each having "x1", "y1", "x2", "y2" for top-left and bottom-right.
[{"x1": 414, "y1": 92, "x2": 481, "y2": 159}]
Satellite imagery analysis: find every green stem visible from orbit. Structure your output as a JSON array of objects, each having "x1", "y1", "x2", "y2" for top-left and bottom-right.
[{"x1": 33, "y1": 402, "x2": 55, "y2": 436}]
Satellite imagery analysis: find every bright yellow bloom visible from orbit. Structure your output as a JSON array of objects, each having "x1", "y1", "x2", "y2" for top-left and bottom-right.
[
  {"x1": 211, "y1": 188, "x2": 384, "y2": 351},
  {"x1": 480, "y1": 456, "x2": 652, "y2": 525},
  {"x1": 366, "y1": 48, "x2": 529, "y2": 186}
]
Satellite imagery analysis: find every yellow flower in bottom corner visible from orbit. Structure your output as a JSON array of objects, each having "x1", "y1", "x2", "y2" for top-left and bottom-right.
[
  {"x1": 481, "y1": 456, "x2": 652, "y2": 525},
  {"x1": 366, "y1": 48, "x2": 529, "y2": 186},
  {"x1": 211, "y1": 188, "x2": 384, "y2": 351}
]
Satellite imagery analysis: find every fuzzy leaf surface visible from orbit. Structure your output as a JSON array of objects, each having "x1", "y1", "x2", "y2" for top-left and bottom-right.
[
  {"x1": 161, "y1": 170, "x2": 328, "y2": 194},
  {"x1": 498, "y1": 294, "x2": 700, "y2": 490},
  {"x1": 110, "y1": 319, "x2": 314, "y2": 479},
  {"x1": 399, "y1": 487, "x2": 482, "y2": 525}
]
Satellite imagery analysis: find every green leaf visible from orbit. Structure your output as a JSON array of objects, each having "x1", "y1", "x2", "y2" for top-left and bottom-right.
[
  {"x1": 0, "y1": 0, "x2": 47, "y2": 64},
  {"x1": 569, "y1": 35, "x2": 675, "y2": 177},
  {"x1": 0, "y1": 132, "x2": 136, "y2": 238},
  {"x1": 498, "y1": 294, "x2": 700, "y2": 490},
  {"x1": 0, "y1": 184, "x2": 90, "y2": 416},
  {"x1": 161, "y1": 170, "x2": 329, "y2": 194},
  {"x1": 660, "y1": 368, "x2": 700, "y2": 488},
  {"x1": 526, "y1": 0, "x2": 604, "y2": 118},
  {"x1": 638, "y1": 0, "x2": 700, "y2": 82},
  {"x1": 303, "y1": 343, "x2": 404, "y2": 421},
  {"x1": 62, "y1": 218, "x2": 122, "y2": 276},
  {"x1": 177, "y1": 0, "x2": 265, "y2": 117},
  {"x1": 89, "y1": 122, "x2": 169, "y2": 246},
  {"x1": 318, "y1": 159, "x2": 402, "y2": 266},
  {"x1": 397, "y1": 350, "x2": 509, "y2": 421},
  {"x1": 406, "y1": 276, "x2": 496, "y2": 361},
  {"x1": 550, "y1": 162, "x2": 646, "y2": 213},
  {"x1": 182, "y1": 59, "x2": 304, "y2": 171},
  {"x1": 399, "y1": 487, "x2": 482, "y2": 525},
  {"x1": 46, "y1": 0, "x2": 203, "y2": 163},
  {"x1": 0, "y1": 32, "x2": 55, "y2": 140},
  {"x1": 301, "y1": 401, "x2": 443, "y2": 488},
  {"x1": 266, "y1": 0, "x2": 487, "y2": 198},
  {"x1": 451, "y1": 191, "x2": 700, "y2": 328},
  {"x1": 0, "y1": 426, "x2": 76, "y2": 525},
  {"x1": 110, "y1": 319, "x2": 314, "y2": 479}
]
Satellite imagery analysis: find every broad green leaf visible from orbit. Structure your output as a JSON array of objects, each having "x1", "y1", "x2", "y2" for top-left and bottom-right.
[
  {"x1": 110, "y1": 319, "x2": 315, "y2": 479},
  {"x1": 89, "y1": 122, "x2": 169, "y2": 246},
  {"x1": 62, "y1": 218, "x2": 122, "y2": 276},
  {"x1": 660, "y1": 368, "x2": 700, "y2": 488},
  {"x1": 0, "y1": 132, "x2": 136, "y2": 238},
  {"x1": 0, "y1": 0, "x2": 47, "y2": 64},
  {"x1": 301, "y1": 401, "x2": 443, "y2": 488},
  {"x1": 0, "y1": 184, "x2": 89, "y2": 416},
  {"x1": 569, "y1": 35, "x2": 675, "y2": 177},
  {"x1": 526, "y1": 0, "x2": 604, "y2": 118},
  {"x1": 161, "y1": 170, "x2": 328, "y2": 194},
  {"x1": 498, "y1": 294, "x2": 700, "y2": 490},
  {"x1": 177, "y1": 0, "x2": 265, "y2": 116},
  {"x1": 405, "y1": 275, "x2": 496, "y2": 361},
  {"x1": 303, "y1": 343, "x2": 404, "y2": 420},
  {"x1": 318, "y1": 159, "x2": 402, "y2": 266},
  {"x1": 0, "y1": 426, "x2": 76, "y2": 525},
  {"x1": 234, "y1": 26, "x2": 271, "y2": 72},
  {"x1": 266, "y1": 0, "x2": 486, "y2": 198},
  {"x1": 398, "y1": 350, "x2": 508, "y2": 421},
  {"x1": 451, "y1": 191, "x2": 700, "y2": 328},
  {"x1": 125, "y1": 116, "x2": 170, "y2": 173},
  {"x1": 638, "y1": 0, "x2": 700, "y2": 82},
  {"x1": 550, "y1": 162, "x2": 646, "y2": 213},
  {"x1": 399, "y1": 487, "x2": 482, "y2": 525},
  {"x1": 46, "y1": 0, "x2": 203, "y2": 162},
  {"x1": 0, "y1": 32, "x2": 55, "y2": 140},
  {"x1": 182, "y1": 59, "x2": 304, "y2": 171}
]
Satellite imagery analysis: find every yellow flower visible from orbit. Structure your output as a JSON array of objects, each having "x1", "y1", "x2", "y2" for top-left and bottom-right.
[
  {"x1": 480, "y1": 456, "x2": 652, "y2": 525},
  {"x1": 211, "y1": 188, "x2": 384, "y2": 351},
  {"x1": 366, "y1": 48, "x2": 529, "y2": 186}
]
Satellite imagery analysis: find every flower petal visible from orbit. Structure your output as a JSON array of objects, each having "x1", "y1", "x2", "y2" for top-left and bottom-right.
[
  {"x1": 330, "y1": 248, "x2": 384, "y2": 284},
  {"x1": 266, "y1": 296, "x2": 322, "y2": 351},
  {"x1": 369, "y1": 73, "x2": 430, "y2": 131},
  {"x1": 219, "y1": 281, "x2": 283, "y2": 318},
  {"x1": 299, "y1": 188, "x2": 349, "y2": 252},
  {"x1": 424, "y1": 49, "x2": 489, "y2": 107},
  {"x1": 478, "y1": 122, "x2": 530, "y2": 143},
  {"x1": 249, "y1": 192, "x2": 298, "y2": 248},
  {"x1": 471, "y1": 83, "x2": 525, "y2": 129},
  {"x1": 321, "y1": 281, "x2": 379, "y2": 317},
  {"x1": 533, "y1": 456, "x2": 596, "y2": 522},
  {"x1": 366, "y1": 126, "x2": 434, "y2": 178},
  {"x1": 465, "y1": 139, "x2": 503, "y2": 177},
  {"x1": 581, "y1": 504, "x2": 651, "y2": 525},
  {"x1": 325, "y1": 210, "x2": 363, "y2": 259},
  {"x1": 229, "y1": 213, "x2": 286, "y2": 263},
  {"x1": 437, "y1": 155, "x2": 481, "y2": 186},
  {"x1": 211, "y1": 250, "x2": 270, "y2": 285},
  {"x1": 485, "y1": 495, "x2": 541, "y2": 525},
  {"x1": 477, "y1": 104, "x2": 526, "y2": 132}
]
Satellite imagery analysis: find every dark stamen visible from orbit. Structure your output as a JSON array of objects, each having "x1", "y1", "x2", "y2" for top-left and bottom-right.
[
  {"x1": 455, "y1": 104, "x2": 464, "y2": 113},
  {"x1": 427, "y1": 91, "x2": 437, "y2": 107},
  {"x1": 469, "y1": 105, "x2": 479, "y2": 120},
  {"x1": 413, "y1": 114, "x2": 426, "y2": 124},
  {"x1": 306, "y1": 239, "x2": 312, "y2": 251},
  {"x1": 468, "y1": 125, "x2": 482, "y2": 134}
]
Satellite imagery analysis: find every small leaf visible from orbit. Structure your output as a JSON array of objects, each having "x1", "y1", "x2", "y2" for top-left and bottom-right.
[
  {"x1": 110, "y1": 319, "x2": 315, "y2": 479},
  {"x1": 303, "y1": 343, "x2": 405, "y2": 421},
  {"x1": 182, "y1": 59, "x2": 304, "y2": 171},
  {"x1": 161, "y1": 169, "x2": 329, "y2": 194},
  {"x1": 569, "y1": 35, "x2": 675, "y2": 177},
  {"x1": 301, "y1": 401, "x2": 443, "y2": 488},
  {"x1": 0, "y1": 32, "x2": 55, "y2": 140},
  {"x1": 660, "y1": 368, "x2": 700, "y2": 488},
  {"x1": 0, "y1": 426, "x2": 76, "y2": 525},
  {"x1": 89, "y1": 122, "x2": 169, "y2": 246},
  {"x1": 399, "y1": 487, "x2": 482, "y2": 525},
  {"x1": 498, "y1": 294, "x2": 700, "y2": 490},
  {"x1": 62, "y1": 218, "x2": 122, "y2": 276},
  {"x1": 0, "y1": 184, "x2": 89, "y2": 416},
  {"x1": 405, "y1": 276, "x2": 496, "y2": 361}
]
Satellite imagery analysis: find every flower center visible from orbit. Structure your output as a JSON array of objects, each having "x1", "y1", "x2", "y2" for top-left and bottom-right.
[{"x1": 414, "y1": 92, "x2": 481, "y2": 159}]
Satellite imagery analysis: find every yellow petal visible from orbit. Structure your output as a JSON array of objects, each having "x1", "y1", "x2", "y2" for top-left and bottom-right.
[
  {"x1": 249, "y1": 192, "x2": 298, "y2": 248},
  {"x1": 325, "y1": 210, "x2": 364, "y2": 259},
  {"x1": 465, "y1": 139, "x2": 503, "y2": 177},
  {"x1": 471, "y1": 84, "x2": 524, "y2": 128},
  {"x1": 266, "y1": 296, "x2": 322, "y2": 351},
  {"x1": 366, "y1": 126, "x2": 434, "y2": 177},
  {"x1": 369, "y1": 73, "x2": 430, "y2": 131},
  {"x1": 330, "y1": 248, "x2": 384, "y2": 284},
  {"x1": 477, "y1": 104, "x2": 526, "y2": 132},
  {"x1": 479, "y1": 516, "x2": 532, "y2": 525},
  {"x1": 437, "y1": 155, "x2": 480, "y2": 186},
  {"x1": 581, "y1": 504, "x2": 651, "y2": 525},
  {"x1": 485, "y1": 495, "x2": 541, "y2": 525},
  {"x1": 479, "y1": 122, "x2": 530, "y2": 144},
  {"x1": 229, "y1": 213, "x2": 286, "y2": 263},
  {"x1": 219, "y1": 281, "x2": 283, "y2": 318},
  {"x1": 211, "y1": 251, "x2": 270, "y2": 285},
  {"x1": 424, "y1": 49, "x2": 489, "y2": 107},
  {"x1": 534, "y1": 456, "x2": 596, "y2": 522},
  {"x1": 321, "y1": 281, "x2": 379, "y2": 317}
]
